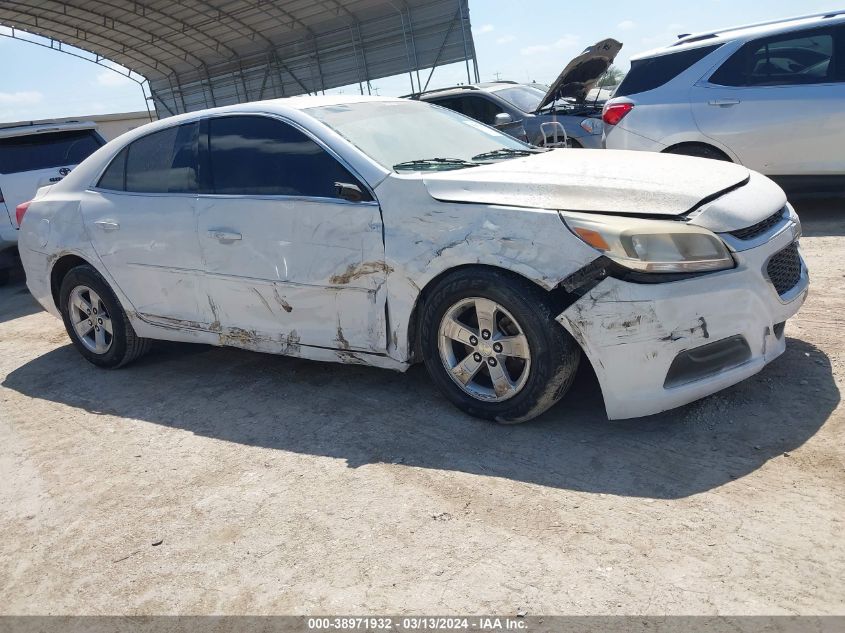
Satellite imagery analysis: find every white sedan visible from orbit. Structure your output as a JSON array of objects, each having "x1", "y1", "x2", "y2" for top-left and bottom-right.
[{"x1": 17, "y1": 96, "x2": 808, "y2": 423}]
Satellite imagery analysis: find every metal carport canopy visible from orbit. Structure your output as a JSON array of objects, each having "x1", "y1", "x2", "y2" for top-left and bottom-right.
[{"x1": 0, "y1": 0, "x2": 478, "y2": 117}]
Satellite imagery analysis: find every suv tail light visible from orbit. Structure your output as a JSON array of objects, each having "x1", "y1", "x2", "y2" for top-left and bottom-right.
[
  {"x1": 15, "y1": 201, "x2": 31, "y2": 227},
  {"x1": 602, "y1": 102, "x2": 634, "y2": 126}
]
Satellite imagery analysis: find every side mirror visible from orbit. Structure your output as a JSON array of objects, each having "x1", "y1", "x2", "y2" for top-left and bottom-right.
[
  {"x1": 334, "y1": 182, "x2": 369, "y2": 202},
  {"x1": 493, "y1": 112, "x2": 514, "y2": 127}
]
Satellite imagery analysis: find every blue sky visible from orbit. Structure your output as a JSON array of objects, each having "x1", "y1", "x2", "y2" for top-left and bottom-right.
[{"x1": 0, "y1": 0, "x2": 842, "y2": 122}]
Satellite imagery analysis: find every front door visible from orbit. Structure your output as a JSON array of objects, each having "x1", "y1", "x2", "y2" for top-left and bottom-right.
[{"x1": 196, "y1": 114, "x2": 387, "y2": 353}]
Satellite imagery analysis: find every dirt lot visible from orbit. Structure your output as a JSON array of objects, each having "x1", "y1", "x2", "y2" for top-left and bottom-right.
[{"x1": 1, "y1": 200, "x2": 843, "y2": 615}]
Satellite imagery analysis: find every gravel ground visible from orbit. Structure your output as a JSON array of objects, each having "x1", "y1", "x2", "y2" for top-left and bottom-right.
[{"x1": 0, "y1": 200, "x2": 843, "y2": 615}]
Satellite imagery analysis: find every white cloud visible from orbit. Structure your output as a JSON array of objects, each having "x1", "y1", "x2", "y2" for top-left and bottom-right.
[
  {"x1": 96, "y1": 70, "x2": 132, "y2": 87},
  {"x1": 0, "y1": 90, "x2": 43, "y2": 106},
  {"x1": 617, "y1": 20, "x2": 636, "y2": 31},
  {"x1": 496, "y1": 34, "x2": 516, "y2": 45},
  {"x1": 475, "y1": 23, "x2": 495, "y2": 35},
  {"x1": 520, "y1": 34, "x2": 579, "y2": 56}
]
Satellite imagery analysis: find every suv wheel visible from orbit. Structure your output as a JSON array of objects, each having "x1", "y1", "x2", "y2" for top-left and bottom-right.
[
  {"x1": 59, "y1": 265, "x2": 151, "y2": 368},
  {"x1": 665, "y1": 143, "x2": 731, "y2": 162},
  {"x1": 420, "y1": 268, "x2": 580, "y2": 423}
]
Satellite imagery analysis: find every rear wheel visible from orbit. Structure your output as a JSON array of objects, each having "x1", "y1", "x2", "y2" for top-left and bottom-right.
[
  {"x1": 664, "y1": 143, "x2": 732, "y2": 162},
  {"x1": 420, "y1": 268, "x2": 580, "y2": 423},
  {"x1": 0, "y1": 268, "x2": 9, "y2": 286},
  {"x1": 59, "y1": 265, "x2": 151, "y2": 368}
]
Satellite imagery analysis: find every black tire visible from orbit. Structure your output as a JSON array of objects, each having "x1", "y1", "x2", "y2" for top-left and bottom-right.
[
  {"x1": 665, "y1": 143, "x2": 732, "y2": 162},
  {"x1": 0, "y1": 268, "x2": 9, "y2": 287},
  {"x1": 59, "y1": 264, "x2": 151, "y2": 368},
  {"x1": 419, "y1": 268, "x2": 580, "y2": 424}
]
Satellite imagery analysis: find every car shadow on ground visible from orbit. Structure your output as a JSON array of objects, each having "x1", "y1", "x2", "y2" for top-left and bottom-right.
[
  {"x1": 792, "y1": 197, "x2": 845, "y2": 237},
  {"x1": 0, "y1": 275, "x2": 43, "y2": 324},
  {"x1": 3, "y1": 333, "x2": 838, "y2": 499}
]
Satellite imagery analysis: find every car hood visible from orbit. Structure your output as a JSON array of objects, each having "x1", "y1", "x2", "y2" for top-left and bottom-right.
[
  {"x1": 535, "y1": 38, "x2": 623, "y2": 111},
  {"x1": 422, "y1": 149, "x2": 754, "y2": 217}
]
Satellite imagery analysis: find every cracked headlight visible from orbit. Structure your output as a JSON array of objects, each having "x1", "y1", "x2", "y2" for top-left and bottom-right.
[{"x1": 561, "y1": 211, "x2": 734, "y2": 273}]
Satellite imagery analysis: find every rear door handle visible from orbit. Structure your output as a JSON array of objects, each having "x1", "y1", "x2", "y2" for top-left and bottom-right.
[
  {"x1": 207, "y1": 229, "x2": 242, "y2": 242},
  {"x1": 708, "y1": 99, "x2": 741, "y2": 106},
  {"x1": 93, "y1": 219, "x2": 120, "y2": 231}
]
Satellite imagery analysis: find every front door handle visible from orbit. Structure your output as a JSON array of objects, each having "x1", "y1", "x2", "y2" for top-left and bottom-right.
[
  {"x1": 708, "y1": 99, "x2": 741, "y2": 106},
  {"x1": 93, "y1": 219, "x2": 120, "y2": 231},
  {"x1": 207, "y1": 229, "x2": 242, "y2": 242}
]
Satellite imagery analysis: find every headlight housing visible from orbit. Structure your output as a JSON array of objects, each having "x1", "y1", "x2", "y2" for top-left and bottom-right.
[
  {"x1": 579, "y1": 118, "x2": 603, "y2": 135},
  {"x1": 561, "y1": 211, "x2": 734, "y2": 273}
]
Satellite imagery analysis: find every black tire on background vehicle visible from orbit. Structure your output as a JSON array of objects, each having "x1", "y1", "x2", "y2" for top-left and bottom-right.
[
  {"x1": 0, "y1": 268, "x2": 9, "y2": 286},
  {"x1": 59, "y1": 264, "x2": 151, "y2": 368},
  {"x1": 665, "y1": 143, "x2": 732, "y2": 162},
  {"x1": 419, "y1": 268, "x2": 581, "y2": 424}
]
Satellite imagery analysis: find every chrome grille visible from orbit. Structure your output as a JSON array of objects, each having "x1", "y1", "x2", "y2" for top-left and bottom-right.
[
  {"x1": 766, "y1": 242, "x2": 802, "y2": 296},
  {"x1": 730, "y1": 208, "x2": 786, "y2": 240}
]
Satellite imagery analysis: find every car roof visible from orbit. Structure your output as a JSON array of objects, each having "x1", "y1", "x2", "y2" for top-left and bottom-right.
[
  {"x1": 412, "y1": 82, "x2": 525, "y2": 100},
  {"x1": 632, "y1": 10, "x2": 845, "y2": 60},
  {"x1": 0, "y1": 120, "x2": 99, "y2": 140}
]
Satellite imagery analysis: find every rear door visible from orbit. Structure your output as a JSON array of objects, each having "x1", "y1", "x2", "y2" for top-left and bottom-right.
[
  {"x1": 81, "y1": 122, "x2": 207, "y2": 325},
  {"x1": 196, "y1": 114, "x2": 387, "y2": 352},
  {"x1": 691, "y1": 25, "x2": 845, "y2": 175},
  {"x1": 0, "y1": 128, "x2": 103, "y2": 223}
]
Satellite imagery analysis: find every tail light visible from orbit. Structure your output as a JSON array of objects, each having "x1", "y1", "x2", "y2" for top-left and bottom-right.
[
  {"x1": 0, "y1": 187, "x2": 4, "y2": 204},
  {"x1": 602, "y1": 102, "x2": 634, "y2": 126},
  {"x1": 15, "y1": 201, "x2": 31, "y2": 227}
]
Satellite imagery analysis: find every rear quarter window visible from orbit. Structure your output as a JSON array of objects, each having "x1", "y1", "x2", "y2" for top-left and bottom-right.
[
  {"x1": 615, "y1": 44, "x2": 722, "y2": 97},
  {"x1": 0, "y1": 129, "x2": 103, "y2": 174}
]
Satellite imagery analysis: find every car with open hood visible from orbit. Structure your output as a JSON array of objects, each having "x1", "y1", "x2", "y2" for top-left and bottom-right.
[
  {"x1": 18, "y1": 96, "x2": 807, "y2": 423},
  {"x1": 414, "y1": 38, "x2": 622, "y2": 149}
]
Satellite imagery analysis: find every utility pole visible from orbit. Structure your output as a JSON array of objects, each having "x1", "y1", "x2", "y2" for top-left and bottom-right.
[{"x1": 493, "y1": 71, "x2": 502, "y2": 81}]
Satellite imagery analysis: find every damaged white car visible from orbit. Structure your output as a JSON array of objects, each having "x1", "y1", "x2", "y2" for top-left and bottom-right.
[{"x1": 18, "y1": 96, "x2": 808, "y2": 423}]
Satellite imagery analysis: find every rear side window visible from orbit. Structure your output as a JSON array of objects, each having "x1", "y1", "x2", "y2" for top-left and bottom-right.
[
  {"x1": 0, "y1": 129, "x2": 102, "y2": 174},
  {"x1": 710, "y1": 28, "x2": 837, "y2": 86},
  {"x1": 615, "y1": 45, "x2": 722, "y2": 96},
  {"x1": 115, "y1": 122, "x2": 198, "y2": 194},
  {"x1": 207, "y1": 115, "x2": 361, "y2": 198}
]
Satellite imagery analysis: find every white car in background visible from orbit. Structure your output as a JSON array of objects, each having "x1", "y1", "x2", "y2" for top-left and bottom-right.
[
  {"x1": 18, "y1": 96, "x2": 807, "y2": 423},
  {"x1": 603, "y1": 10, "x2": 845, "y2": 195},
  {"x1": 0, "y1": 120, "x2": 104, "y2": 283}
]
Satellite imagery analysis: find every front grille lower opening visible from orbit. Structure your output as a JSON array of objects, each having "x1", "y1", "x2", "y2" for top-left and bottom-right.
[{"x1": 766, "y1": 242, "x2": 802, "y2": 296}]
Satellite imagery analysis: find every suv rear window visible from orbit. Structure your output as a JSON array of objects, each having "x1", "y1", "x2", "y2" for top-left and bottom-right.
[
  {"x1": 615, "y1": 44, "x2": 722, "y2": 97},
  {"x1": 0, "y1": 129, "x2": 102, "y2": 174}
]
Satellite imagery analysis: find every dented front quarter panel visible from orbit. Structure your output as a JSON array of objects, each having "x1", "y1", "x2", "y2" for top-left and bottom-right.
[
  {"x1": 557, "y1": 223, "x2": 808, "y2": 420},
  {"x1": 374, "y1": 175, "x2": 601, "y2": 362}
]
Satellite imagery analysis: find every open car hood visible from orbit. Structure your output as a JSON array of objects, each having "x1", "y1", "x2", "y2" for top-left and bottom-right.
[
  {"x1": 422, "y1": 149, "x2": 756, "y2": 218},
  {"x1": 535, "y1": 38, "x2": 623, "y2": 111}
]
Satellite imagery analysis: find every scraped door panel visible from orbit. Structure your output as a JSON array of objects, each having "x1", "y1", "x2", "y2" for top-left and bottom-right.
[
  {"x1": 197, "y1": 197, "x2": 387, "y2": 352},
  {"x1": 197, "y1": 113, "x2": 386, "y2": 353}
]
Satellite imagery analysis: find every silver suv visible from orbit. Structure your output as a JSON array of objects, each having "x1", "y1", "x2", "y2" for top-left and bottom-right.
[
  {"x1": 603, "y1": 11, "x2": 845, "y2": 195},
  {"x1": 0, "y1": 121, "x2": 104, "y2": 283}
]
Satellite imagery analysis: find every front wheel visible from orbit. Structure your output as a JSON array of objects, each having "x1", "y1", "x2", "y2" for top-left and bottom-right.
[
  {"x1": 420, "y1": 269, "x2": 580, "y2": 423},
  {"x1": 59, "y1": 265, "x2": 151, "y2": 368}
]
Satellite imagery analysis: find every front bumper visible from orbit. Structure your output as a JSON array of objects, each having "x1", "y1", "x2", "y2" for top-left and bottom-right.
[{"x1": 556, "y1": 225, "x2": 808, "y2": 420}]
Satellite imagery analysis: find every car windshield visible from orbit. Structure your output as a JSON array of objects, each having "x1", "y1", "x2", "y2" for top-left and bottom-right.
[
  {"x1": 489, "y1": 85, "x2": 546, "y2": 113},
  {"x1": 307, "y1": 100, "x2": 530, "y2": 172}
]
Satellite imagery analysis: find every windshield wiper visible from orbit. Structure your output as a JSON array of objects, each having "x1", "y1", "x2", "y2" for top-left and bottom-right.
[
  {"x1": 393, "y1": 157, "x2": 479, "y2": 171},
  {"x1": 471, "y1": 148, "x2": 548, "y2": 162}
]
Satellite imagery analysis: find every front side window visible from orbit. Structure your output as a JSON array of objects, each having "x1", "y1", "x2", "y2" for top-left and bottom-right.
[
  {"x1": 207, "y1": 116, "x2": 360, "y2": 198},
  {"x1": 615, "y1": 45, "x2": 722, "y2": 97},
  {"x1": 710, "y1": 28, "x2": 836, "y2": 86},
  {"x1": 104, "y1": 122, "x2": 198, "y2": 193},
  {"x1": 0, "y1": 129, "x2": 103, "y2": 175}
]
